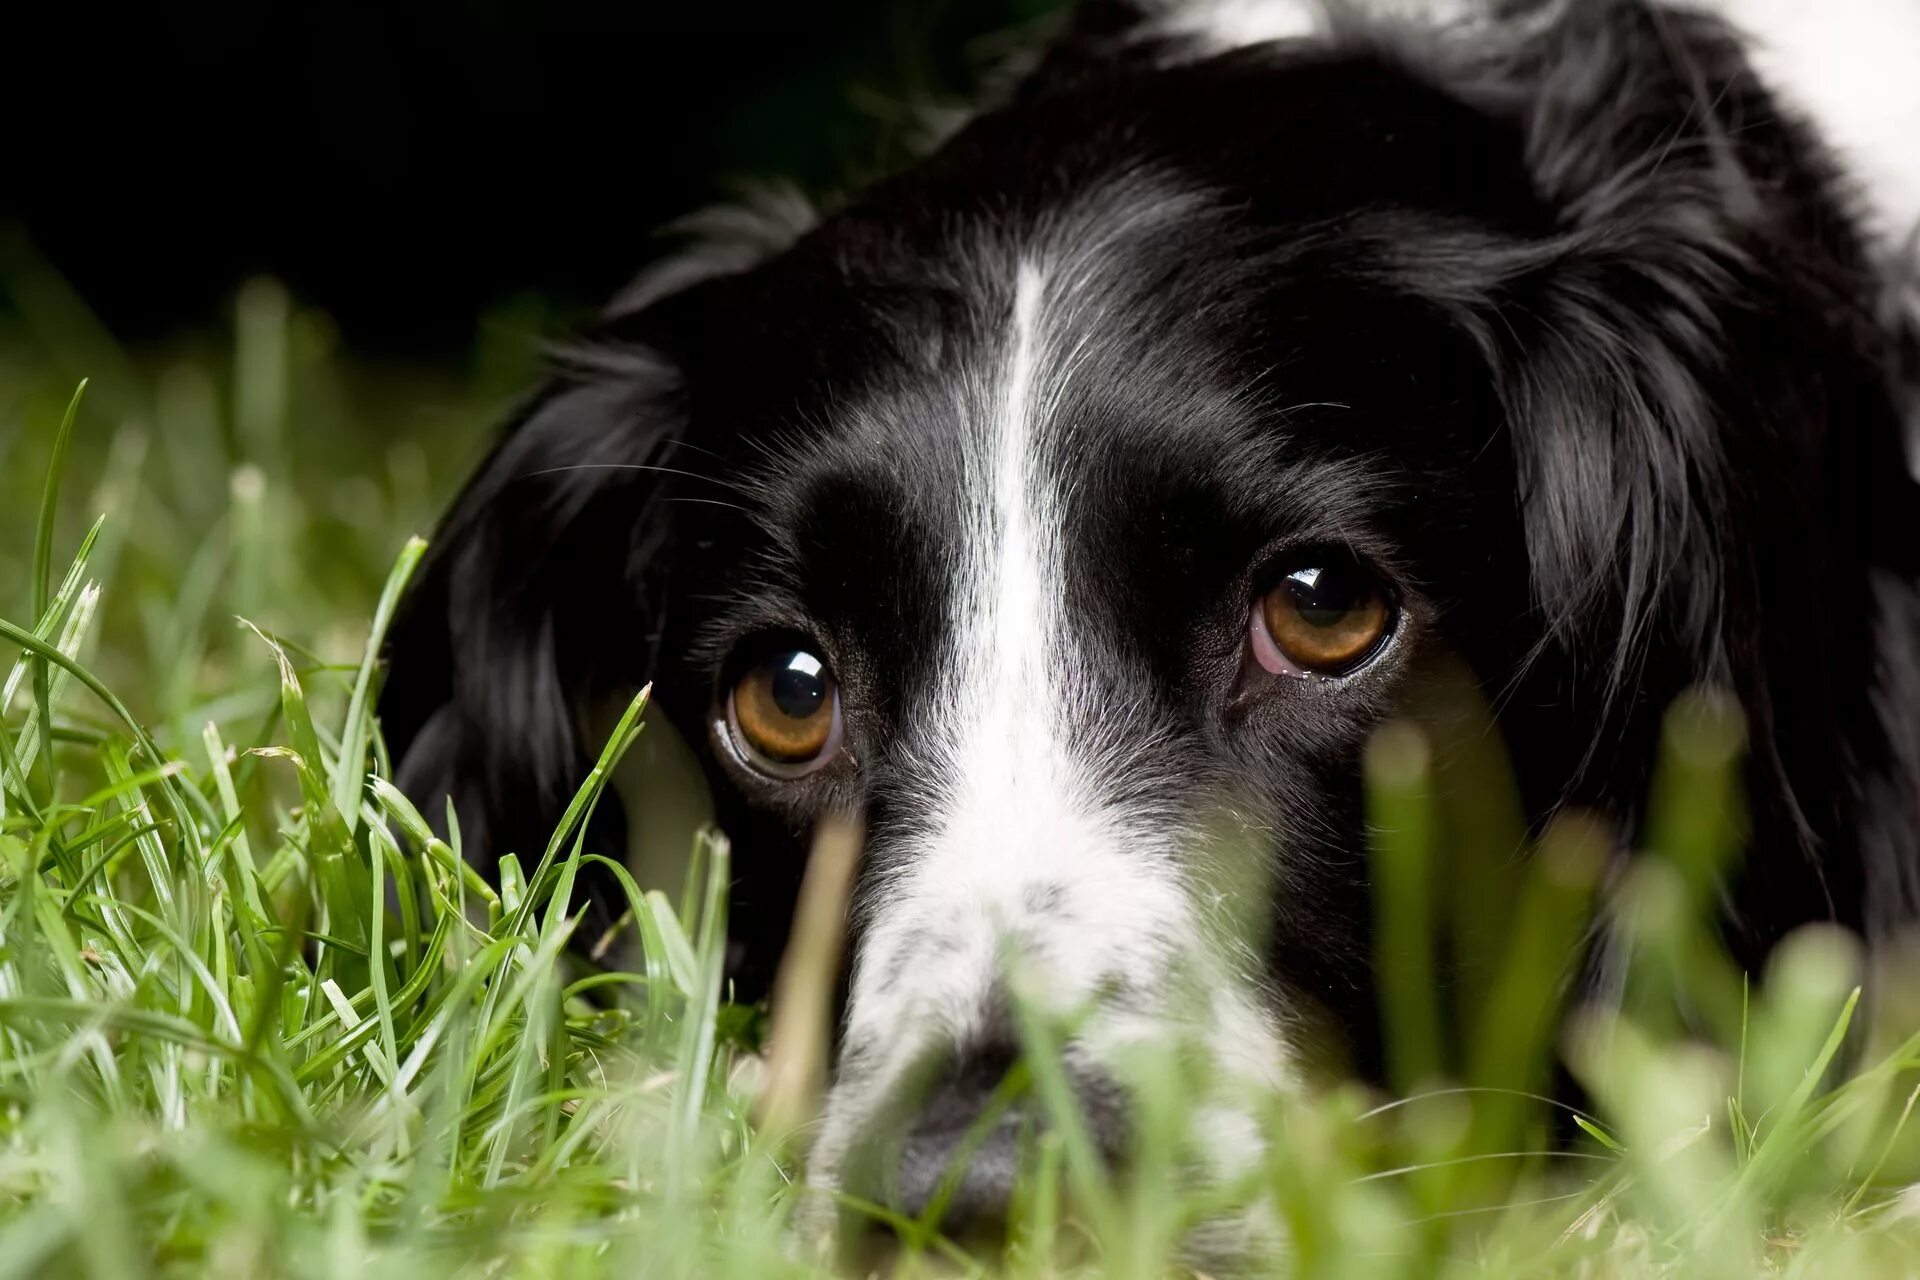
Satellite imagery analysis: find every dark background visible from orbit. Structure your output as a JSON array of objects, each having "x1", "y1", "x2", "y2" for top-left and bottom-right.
[{"x1": 3, "y1": 1, "x2": 1060, "y2": 360}]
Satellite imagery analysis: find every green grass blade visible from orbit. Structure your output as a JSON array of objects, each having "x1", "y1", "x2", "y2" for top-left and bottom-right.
[
  {"x1": 1366, "y1": 720, "x2": 1444, "y2": 1094},
  {"x1": 28, "y1": 379, "x2": 88, "y2": 807},
  {"x1": 330, "y1": 536, "x2": 425, "y2": 834}
]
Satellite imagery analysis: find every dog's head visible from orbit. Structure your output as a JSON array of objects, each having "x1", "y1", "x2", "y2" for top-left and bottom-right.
[{"x1": 380, "y1": 0, "x2": 1918, "y2": 1244}]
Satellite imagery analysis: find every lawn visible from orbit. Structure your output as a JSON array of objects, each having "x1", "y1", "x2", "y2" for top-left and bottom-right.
[{"x1": 5, "y1": 273, "x2": 1920, "y2": 1277}]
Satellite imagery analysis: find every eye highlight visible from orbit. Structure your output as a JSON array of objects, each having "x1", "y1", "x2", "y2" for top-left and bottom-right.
[
  {"x1": 1251, "y1": 561, "x2": 1394, "y2": 677},
  {"x1": 727, "y1": 648, "x2": 842, "y2": 775}
]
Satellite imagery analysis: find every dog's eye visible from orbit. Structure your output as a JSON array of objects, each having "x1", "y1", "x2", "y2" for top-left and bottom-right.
[
  {"x1": 1252, "y1": 561, "x2": 1394, "y2": 676},
  {"x1": 727, "y1": 648, "x2": 842, "y2": 775}
]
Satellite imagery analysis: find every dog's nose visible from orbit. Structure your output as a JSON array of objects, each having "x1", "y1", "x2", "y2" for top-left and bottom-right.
[
  {"x1": 871, "y1": 1041, "x2": 1129, "y2": 1251},
  {"x1": 892, "y1": 1046, "x2": 1026, "y2": 1242}
]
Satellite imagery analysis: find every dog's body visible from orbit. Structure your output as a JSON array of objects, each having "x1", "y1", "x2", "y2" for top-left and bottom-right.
[{"x1": 382, "y1": 0, "x2": 1920, "y2": 1241}]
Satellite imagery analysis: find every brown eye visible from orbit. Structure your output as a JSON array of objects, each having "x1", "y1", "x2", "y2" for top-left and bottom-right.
[
  {"x1": 1254, "y1": 562, "x2": 1393, "y2": 676},
  {"x1": 728, "y1": 648, "x2": 842, "y2": 775}
]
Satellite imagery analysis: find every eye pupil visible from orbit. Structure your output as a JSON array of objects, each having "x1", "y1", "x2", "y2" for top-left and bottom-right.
[
  {"x1": 770, "y1": 656, "x2": 827, "y2": 720},
  {"x1": 1286, "y1": 566, "x2": 1366, "y2": 629}
]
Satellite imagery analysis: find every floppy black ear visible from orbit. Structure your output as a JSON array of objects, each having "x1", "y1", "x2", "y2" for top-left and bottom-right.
[
  {"x1": 379, "y1": 347, "x2": 687, "y2": 871},
  {"x1": 1442, "y1": 2, "x2": 1902, "y2": 701},
  {"x1": 1458, "y1": 6, "x2": 1772, "y2": 688},
  {"x1": 1433, "y1": 2, "x2": 1916, "y2": 936}
]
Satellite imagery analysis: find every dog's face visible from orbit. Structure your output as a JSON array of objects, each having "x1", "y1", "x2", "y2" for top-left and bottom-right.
[
  {"x1": 678, "y1": 172, "x2": 1538, "y2": 1209},
  {"x1": 382, "y1": 0, "x2": 1916, "y2": 1246}
]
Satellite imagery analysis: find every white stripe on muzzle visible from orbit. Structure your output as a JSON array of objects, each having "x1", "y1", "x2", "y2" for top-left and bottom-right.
[{"x1": 808, "y1": 257, "x2": 1291, "y2": 1201}]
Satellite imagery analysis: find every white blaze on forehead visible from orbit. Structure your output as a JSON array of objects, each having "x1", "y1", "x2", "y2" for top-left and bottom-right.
[
  {"x1": 985, "y1": 263, "x2": 1050, "y2": 715},
  {"x1": 808, "y1": 207, "x2": 1292, "y2": 1202},
  {"x1": 838, "y1": 260, "x2": 1192, "y2": 1065}
]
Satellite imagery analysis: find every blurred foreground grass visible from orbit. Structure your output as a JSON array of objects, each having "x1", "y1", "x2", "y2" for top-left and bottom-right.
[
  {"x1": 0, "y1": 263, "x2": 549, "y2": 744},
  {"x1": 5, "y1": 285, "x2": 1920, "y2": 1276}
]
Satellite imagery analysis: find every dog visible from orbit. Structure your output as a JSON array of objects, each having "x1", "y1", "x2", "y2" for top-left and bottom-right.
[{"x1": 380, "y1": 0, "x2": 1920, "y2": 1249}]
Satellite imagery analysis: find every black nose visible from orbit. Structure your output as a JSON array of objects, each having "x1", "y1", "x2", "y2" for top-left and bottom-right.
[
  {"x1": 865, "y1": 1042, "x2": 1128, "y2": 1253},
  {"x1": 892, "y1": 1045, "x2": 1027, "y2": 1241}
]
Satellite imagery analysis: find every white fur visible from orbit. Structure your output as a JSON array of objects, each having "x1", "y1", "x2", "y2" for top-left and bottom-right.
[
  {"x1": 1142, "y1": 0, "x2": 1325, "y2": 48},
  {"x1": 1139, "y1": 0, "x2": 1479, "y2": 53},
  {"x1": 1143, "y1": 0, "x2": 1920, "y2": 254},
  {"x1": 1701, "y1": 0, "x2": 1920, "y2": 252}
]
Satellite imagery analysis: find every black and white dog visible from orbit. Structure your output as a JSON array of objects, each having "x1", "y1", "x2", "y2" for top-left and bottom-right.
[{"x1": 382, "y1": 0, "x2": 1920, "y2": 1240}]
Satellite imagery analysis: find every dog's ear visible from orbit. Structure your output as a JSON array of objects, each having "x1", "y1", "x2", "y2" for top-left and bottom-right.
[
  {"x1": 380, "y1": 196, "x2": 814, "y2": 891},
  {"x1": 1427, "y1": 2, "x2": 1919, "y2": 938},
  {"x1": 379, "y1": 347, "x2": 687, "y2": 867},
  {"x1": 1444, "y1": 1, "x2": 1897, "y2": 717}
]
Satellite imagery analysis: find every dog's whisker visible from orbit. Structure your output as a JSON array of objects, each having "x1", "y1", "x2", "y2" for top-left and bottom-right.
[
  {"x1": 1403, "y1": 1189, "x2": 1597, "y2": 1226},
  {"x1": 656, "y1": 436, "x2": 734, "y2": 466},
  {"x1": 1353, "y1": 1150, "x2": 1613, "y2": 1184},
  {"x1": 1355, "y1": 1086, "x2": 1600, "y2": 1124},
  {"x1": 664, "y1": 496, "x2": 756, "y2": 514},
  {"x1": 522, "y1": 461, "x2": 745, "y2": 492}
]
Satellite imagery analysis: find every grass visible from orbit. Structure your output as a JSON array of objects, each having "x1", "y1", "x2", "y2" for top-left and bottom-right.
[{"x1": 5, "y1": 287, "x2": 1920, "y2": 1277}]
